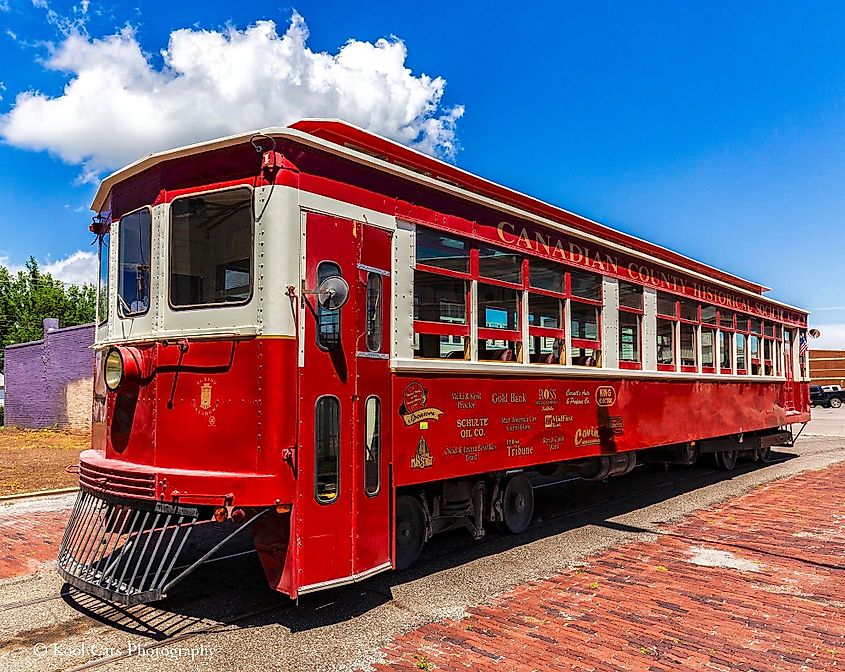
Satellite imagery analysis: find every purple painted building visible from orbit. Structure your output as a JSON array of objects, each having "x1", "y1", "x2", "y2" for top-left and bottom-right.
[{"x1": 3, "y1": 319, "x2": 95, "y2": 431}]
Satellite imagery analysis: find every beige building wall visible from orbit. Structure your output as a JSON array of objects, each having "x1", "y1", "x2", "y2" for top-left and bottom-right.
[{"x1": 64, "y1": 377, "x2": 94, "y2": 432}]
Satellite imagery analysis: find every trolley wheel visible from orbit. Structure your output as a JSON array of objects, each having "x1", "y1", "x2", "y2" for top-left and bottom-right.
[
  {"x1": 395, "y1": 495, "x2": 426, "y2": 571},
  {"x1": 831, "y1": 397, "x2": 843, "y2": 409},
  {"x1": 714, "y1": 449, "x2": 738, "y2": 471},
  {"x1": 756, "y1": 445, "x2": 773, "y2": 463},
  {"x1": 497, "y1": 474, "x2": 534, "y2": 535}
]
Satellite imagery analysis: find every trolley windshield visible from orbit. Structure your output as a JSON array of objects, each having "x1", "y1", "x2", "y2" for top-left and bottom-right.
[{"x1": 169, "y1": 188, "x2": 254, "y2": 309}]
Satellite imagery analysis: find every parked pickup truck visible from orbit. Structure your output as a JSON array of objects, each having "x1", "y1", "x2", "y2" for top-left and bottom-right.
[{"x1": 810, "y1": 385, "x2": 845, "y2": 408}]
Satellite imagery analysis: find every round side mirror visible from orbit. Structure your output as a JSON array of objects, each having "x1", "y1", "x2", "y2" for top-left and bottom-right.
[
  {"x1": 808, "y1": 328, "x2": 821, "y2": 339},
  {"x1": 317, "y1": 276, "x2": 349, "y2": 310}
]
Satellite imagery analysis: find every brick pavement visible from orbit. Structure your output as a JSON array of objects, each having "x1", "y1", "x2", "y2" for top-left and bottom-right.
[
  {"x1": 0, "y1": 498, "x2": 73, "y2": 580},
  {"x1": 369, "y1": 464, "x2": 845, "y2": 672}
]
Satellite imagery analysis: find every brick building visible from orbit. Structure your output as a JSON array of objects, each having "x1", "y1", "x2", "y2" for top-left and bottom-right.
[
  {"x1": 809, "y1": 348, "x2": 845, "y2": 387},
  {"x1": 3, "y1": 319, "x2": 95, "y2": 431}
]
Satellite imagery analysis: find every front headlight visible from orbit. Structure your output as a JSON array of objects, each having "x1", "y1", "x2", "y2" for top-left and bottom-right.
[{"x1": 104, "y1": 348, "x2": 124, "y2": 391}]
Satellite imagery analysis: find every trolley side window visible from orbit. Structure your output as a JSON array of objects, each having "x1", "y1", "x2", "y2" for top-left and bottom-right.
[
  {"x1": 736, "y1": 332, "x2": 747, "y2": 371},
  {"x1": 680, "y1": 322, "x2": 697, "y2": 369},
  {"x1": 117, "y1": 208, "x2": 152, "y2": 316},
  {"x1": 656, "y1": 292, "x2": 677, "y2": 370},
  {"x1": 97, "y1": 231, "x2": 110, "y2": 325},
  {"x1": 315, "y1": 396, "x2": 340, "y2": 504},
  {"x1": 528, "y1": 291, "x2": 564, "y2": 364},
  {"x1": 366, "y1": 273, "x2": 383, "y2": 352},
  {"x1": 414, "y1": 228, "x2": 470, "y2": 360},
  {"x1": 170, "y1": 188, "x2": 253, "y2": 308},
  {"x1": 701, "y1": 328, "x2": 716, "y2": 370},
  {"x1": 413, "y1": 270, "x2": 469, "y2": 360},
  {"x1": 570, "y1": 270, "x2": 603, "y2": 367},
  {"x1": 719, "y1": 330, "x2": 732, "y2": 370},
  {"x1": 364, "y1": 396, "x2": 381, "y2": 496},
  {"x1": 618, "y1": 281, "x2": 643, "y2": 368},
  {"x1": 317, "y1": 262, "x2": 342, "y2": 350},
  {"x1": 657, "y1": 318, "x2": 675, "y2": 366},
  {"x1": 478, "y1": 282, "x2": 521, "y2": 362}
]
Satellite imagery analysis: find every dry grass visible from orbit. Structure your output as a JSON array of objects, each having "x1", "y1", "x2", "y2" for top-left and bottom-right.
[{"x1": 0, "y1": 428, "x2": 88, "y2": 496}]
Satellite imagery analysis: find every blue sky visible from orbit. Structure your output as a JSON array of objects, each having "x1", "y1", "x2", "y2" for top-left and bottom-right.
[{"x1": 1, "y1": 1, "x2": 844, "y2": 345}]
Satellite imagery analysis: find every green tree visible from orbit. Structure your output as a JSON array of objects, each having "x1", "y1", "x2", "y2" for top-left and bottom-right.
[{"x1": 0, "y1": 257, "x2": 97, "y2": 370}]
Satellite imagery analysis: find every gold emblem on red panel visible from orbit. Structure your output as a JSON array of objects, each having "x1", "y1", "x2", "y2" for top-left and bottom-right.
[
  {"x1": 410, "y1": 437, "x2": 433, "y2": 469},
  {"x1": 400, "y1": 381, "x2": 444, "y2": 426},
  {"x1": 192, "y1": 377, "x2": 220, "y2": 416},
  {"x1": 200, "y1": 383, "x2": 213, "y2": 410}
]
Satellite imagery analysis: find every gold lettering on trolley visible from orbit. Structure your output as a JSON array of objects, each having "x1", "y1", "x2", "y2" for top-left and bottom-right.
[
  {"x1": 496, "y1": 221, "x2": 805, "y2": 327},
  {"x1": 506, "y1": 439, "x2": 533, "y2": 458},
  {"x1": 595, "y1": 386, "x2": 617, "y2": 407},
  {"x1": 444, "y1": 443, "x2": 496, "y2": 462},
  {"x1": 575, "y1": 427, "x2": 601, "y2": 447},
  {"x1": 402, "y1": 407, "x2": 444, "y2": 426},
  {"x1": 410, "y1": 437, "x2": 433, "y2": 469}
]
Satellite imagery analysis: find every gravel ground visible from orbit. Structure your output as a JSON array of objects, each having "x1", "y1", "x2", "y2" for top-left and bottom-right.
[
  {"x1": 1, "y1": 412, "x2": 843, "y2": 672},
  {"x1": 0, "y1": 428, "x2": 87, "y2": 496}
]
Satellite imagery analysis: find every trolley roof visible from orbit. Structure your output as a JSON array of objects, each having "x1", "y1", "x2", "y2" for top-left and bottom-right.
[{"x1": 91, "y1": 119, "x2": 805, "y2": 313}]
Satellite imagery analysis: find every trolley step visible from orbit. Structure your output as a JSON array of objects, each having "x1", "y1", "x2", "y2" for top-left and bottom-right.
[{"x1": 57, "y1": 488, "x2": 200, "y2": 606}]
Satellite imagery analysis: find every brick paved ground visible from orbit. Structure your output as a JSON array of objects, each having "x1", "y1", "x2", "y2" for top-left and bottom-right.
[
  {"x1": 369, "y1": 464, "x2": 845, "y2": 672},
  {"x1": 0, "y1": 497, "x2": 74, "y2": 580}
]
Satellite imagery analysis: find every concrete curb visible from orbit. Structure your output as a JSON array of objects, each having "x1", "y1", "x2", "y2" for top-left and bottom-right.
[{"x1": 0, "y1": 486, "x2": 78, "y2": 503}]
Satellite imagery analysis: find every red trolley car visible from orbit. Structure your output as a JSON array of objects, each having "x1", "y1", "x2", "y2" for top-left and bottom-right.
[{"x1": 58, "y1": 120, "x2": 811, "y2": 605}]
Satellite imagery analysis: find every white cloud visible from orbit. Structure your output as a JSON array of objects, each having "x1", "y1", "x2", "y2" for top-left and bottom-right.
[
  {"x1": 0, "y1": 254, "x2": 25, "y2": 275},
  {"x1": 0, "y1": 13, "x2": 464, "y2": 182},
  {"x1": 810, "y1": 323, "x2": 845, "y2": 350},
  {"x1": 42, "y1": 250, "x2": 97, "y2": 285},
  {"x1": 0, "y1": 250, "x2": 97, "y2": 285},
  {"x1": 0, "y1": 0, "x2": 9, "y2": 12}
]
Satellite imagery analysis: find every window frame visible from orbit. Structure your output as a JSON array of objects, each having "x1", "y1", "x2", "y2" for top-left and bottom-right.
[
  {"x1": 365, "y1": 272, "x2": 383, "y2": 353},
  {"x1": 656, "y1": 316, "x2": 676, "y2": 371},
  {"x1": 314, "y1": 395, "x2": 341, "y2": 505},
  {"x1": 410, "y1": 226, "x2": 798, "y2": 377},
  {"x1": 718, "y1": 329, "x2": 733, "y2": 373},
  {"x1": 168, "y1": 186, "x2": 255, "y2": 311},
  {"x1": 677, "y1": 300, "x2": 699, "y2": 372},
  {"x1": 717, "y1": 308, "x2": 735, "y2": 374},
  {"x1": 316, "y1": 261, "x2": 343, "y2": 352},
  {"x1": 700, "y1": 326, "x2": 717, "y2": 373},
  {"x1": 568, "y1": 273, "x2": 603, "y2": 366},
  {"x1": 679, "y1": 321, "x2": 698, "y2": 372},
  {"x1": 413, "y1": 266, "x2": 471, "y2": 360},
  {"x1": 116, "y1": 206, "x2": 153, "y2": 319},
  {"x1": 527, "y1": 289, "x2": 565, "y2": 365},
  {"x1": 735, "y1": 315, "x2": 750, "y2": 374},
  {"x1": 656, "y1": 292, "x2": 678, "y2": 372},
  {"x1": 363, "y1": 395, "x2": 381, "y2": 497},
  {"x1": 617, "y1": 281, "x2": 643, "y2": 370},
  {"x1": 97, "y1": 229, "x2": 110, "y2": 326},
  {"x1": 413, "y1": 226, "x2": 611, "y2": 366},
  {"x1": 735, "y1": 331, "x2": 748, "y2": 373}
]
